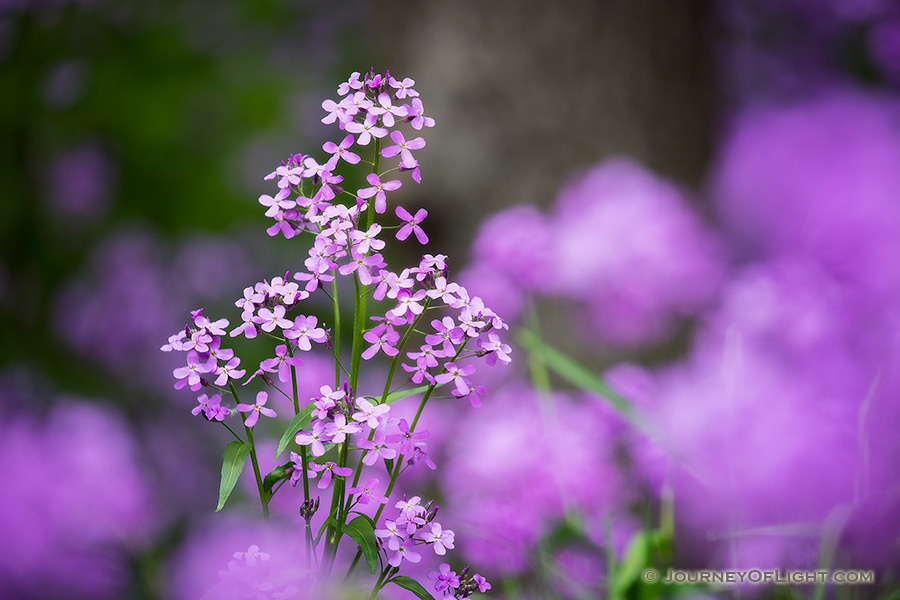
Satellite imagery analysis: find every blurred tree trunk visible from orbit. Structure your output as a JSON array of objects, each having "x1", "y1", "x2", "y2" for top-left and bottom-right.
[{"x1": 371, "y1": 0, "x2": 714, "y2": 253}]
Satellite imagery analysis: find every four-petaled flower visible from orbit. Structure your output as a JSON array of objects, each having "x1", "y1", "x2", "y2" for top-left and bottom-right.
[
  {"x1": 424, "y1": 522, "x2": 455, "y2": 555},
  {"x1": 235, "y1": 391, "x2": 277, "y2": 427},
  {"x1": 428, "y1": 563, "x2": 460, "y2": 593},
  {"x1": 286, "y1": 315, "x2": 328, "y2": 351},
  {"x1": 323, "y1": 134, "x2": 361, "y2": 165},
  {"x1": 352, "y1": 397, "x2": 391, "y2": 429},
  {"x1": 357, "y1": 173, "x2": 401, "y2": 214},
  {"x1": 308, "y1": 461, "x2": 352, "y2": 490},
  {"x1": 395, "y1": 206, "x2": 429, "y2": 244},
  {"x1": 362, "y1": 323, "x2": 400, "y2": 359},
  {"x1": 347, "y1": 478, "x2": 389, "y2": 505},
  {"x1": 374, "y1": 520, "x2": 405, "y2": 551},
  {"x1": 296, "y1": 421, "x2": 328, "y2": 457},
  {"x1": 256, "y1": 305, "x2": 293, "y2": 332},
  {"x1": 324, "y1": 413, "x2": 361, "y2": 444},
  {"x1": 381, "y1": 130, "x2": 425, "y2": 169}
]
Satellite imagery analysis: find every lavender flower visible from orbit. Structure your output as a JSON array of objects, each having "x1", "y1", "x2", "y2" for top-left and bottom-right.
[{"x1": 0, "y1": 397, "x2": 152, "y2": 599}]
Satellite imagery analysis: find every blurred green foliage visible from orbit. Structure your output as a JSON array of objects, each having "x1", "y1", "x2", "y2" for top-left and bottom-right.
[{"x1": 0, "y1": 1, "x2": 366, "y2": 386}]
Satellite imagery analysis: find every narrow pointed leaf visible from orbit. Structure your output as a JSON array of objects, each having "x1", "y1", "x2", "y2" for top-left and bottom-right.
[
  {"x1": 612, "y1": 531, "x2": 649, "y2": 598},
  {"x1": 275, "y1": 405, "x2": 315, "y2": 459},
  {"x1": 384, "y1": 384, "x2": 430, "y2": 405},
  {"x1": 389, "y1": 575, "x2": 437, "y2": 600},
  {"x1": 342, "y1": 515, "x2": 380, "y2": 575},
  {"x1": 216, "y1": 441, "x2": 251, "y2": 511}
]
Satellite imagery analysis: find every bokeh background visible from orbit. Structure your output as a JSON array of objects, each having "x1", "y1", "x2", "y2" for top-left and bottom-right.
[{"x1": 4, "y1": 0, "x2": 900, "y2": 598}]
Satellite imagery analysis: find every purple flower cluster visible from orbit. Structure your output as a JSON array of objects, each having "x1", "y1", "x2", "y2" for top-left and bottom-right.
[
  {"x1": 600, "y1": 90, "x2": 900, "y2": 572},
  {"x1": 163, "y1": 76, "x2": 509, "y2": 417},
  {"x1": 161, "y1": 70, "x2": 509, "y2": 597},
  {"x1": 437, "y1": 382, "x2": 633, "y2": 575},
  {"x1": 428, "y1": 563, "x2": 491, "y2": 598},
  {"x1": 259, "y1": 69, "x2": 433, "y2": 241},
  {"x1": 374, "y1": 496, "x2": 453, "y2": 566},
  {"x1": 463, "y1": 158, "x2": 725, "y2": 345}
]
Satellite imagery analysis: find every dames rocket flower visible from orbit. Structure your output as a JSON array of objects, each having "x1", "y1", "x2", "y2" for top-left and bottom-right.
[
  {"x1": 235, "y1": 391, "x2": 276, "y2": 427},
  {"x1": 161, "y1": 69, "x2": 505, "y2": 599}
]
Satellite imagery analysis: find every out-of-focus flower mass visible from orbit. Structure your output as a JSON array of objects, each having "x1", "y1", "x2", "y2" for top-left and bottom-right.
[{"x1": 5, "y1": 0, "x2": 900, "y2": 598}]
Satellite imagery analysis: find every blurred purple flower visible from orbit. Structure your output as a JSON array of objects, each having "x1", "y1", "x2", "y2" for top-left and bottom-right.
[
  {"x1": 46, "y1": 143, "x2": 115, "y2": 223},
  {"x1": 469, "y1": 203, "x2": 553, "y2": 292},
  {"x1": 42, "y1": 59, "x2": 87, "y2": 108},
  {"x1": 546, "y1": 159, "x2": 726, "y2": 345},
  {"x1": 55, "y1": 228, "x2": 255, "y2": 393},
  {"x1": 0, "y1": 397, "x2": 152, "y2": 599},
  {"x1": 169, "y1": 514, "x2": 323, "y2": 600},
  {"x1": 633, "y1": 260, "x2": 900, "y2": 568},
  {"x1": 439, "y1": 382, "x2": 627, "y2": 574},
  {"x1": 711, "y1": 92, "x2": 900, "y2": 301},
  {"x1": 170, "y1": 235, "x2": 255, "y2": 300}
]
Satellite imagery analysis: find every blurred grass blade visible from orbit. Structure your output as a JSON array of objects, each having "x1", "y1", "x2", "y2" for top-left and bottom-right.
[
  {"x1": 516, "y1": 328, "x2": 636, "y2": 417},
  {"x1": 612, "y1": 530, "x2": 649, "y2": 600}
]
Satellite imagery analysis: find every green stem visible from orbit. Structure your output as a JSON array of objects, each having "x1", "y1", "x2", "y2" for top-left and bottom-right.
[
  {"x1": 346, "y1": 342, "x2": 467, "y2": 578},
  {"x1": 369, "y1": 138, "x2": 380, "y2": 230},
  {"x1": 380, "y1": 299, "x2": 430, "y2": 404},
  {"x1": 350, "y1": 274, "x2": 367, "y2": 395},
  {"x1": 221, "y1": 421, "x2": 245, "y2": 443},
  {"x1": 228, "y1": 382, "x2": 268, "y2": 520},
  {"x1": 287, "y1": 344, "x2": 301, "y2": 416},
  {"x1": 246, "y1": 423, "x2": 269, "y2": 521},
  {"x1": 286, "y1": 338, "x2": 316, "y2": 566},
  {"x1": 332, "y1": 274, "x2": 341, "y2": 389},
  {"x1": 322, "y1": 441, "x2": 350, "y2": 577},
  {"x1": 368, "y1": 567, "x2": 391, "y2": 600}
]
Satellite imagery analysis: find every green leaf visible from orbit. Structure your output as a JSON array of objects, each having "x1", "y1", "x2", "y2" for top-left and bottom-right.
[
  {"x1": 516, "y1": 329, "x2": 636, "y2": 419},
  {"x1": 612, "y1": 531, "x2": 649, "y2": 598},
  {"x1": 349, "y1": 511, "x2": 378, "y2": 530},
  {"x1": 389, "y1": 575, "x2": 437, "y2": 600},
  {"x1": 216, "y1": 441, "x2": 251, "y2": 512},
  {"x1": 262, "y1": 462, "x2": 292, "y2": 500},
  {"x1": 384, "y1": 384, "x2": 430, "y2": 405},
  {"x1": 342, "y1": 515, "x2": 380, "y2": 576},
  {"x1": 275, "y1": 405, "x2": 315, "y2": 459}
]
